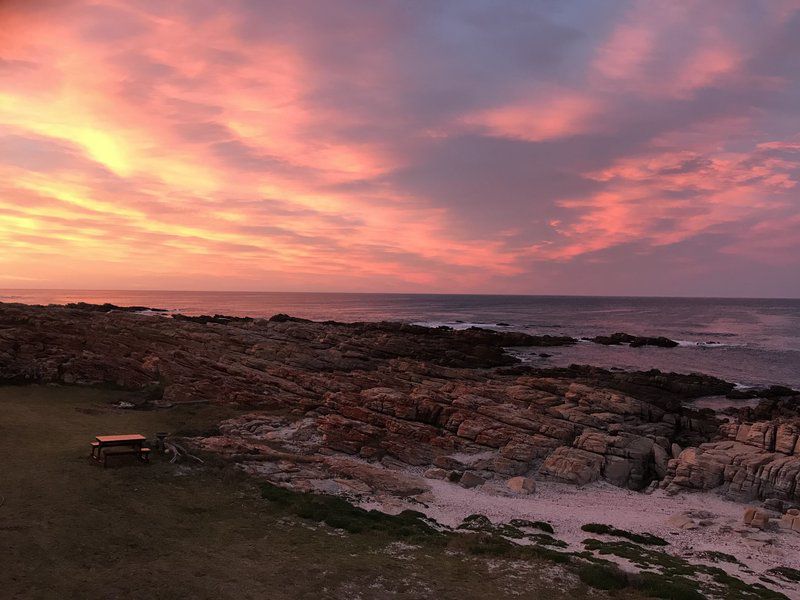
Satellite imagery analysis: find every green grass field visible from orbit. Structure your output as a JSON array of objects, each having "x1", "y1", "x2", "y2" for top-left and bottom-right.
[{"x1": 0, "y1": 385, "x2": 616, "y2": 600}]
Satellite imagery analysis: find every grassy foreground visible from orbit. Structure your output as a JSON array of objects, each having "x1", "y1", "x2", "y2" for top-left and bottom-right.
[{"x1": 0, "y1": 385, "x2": 619, "y2": 600}]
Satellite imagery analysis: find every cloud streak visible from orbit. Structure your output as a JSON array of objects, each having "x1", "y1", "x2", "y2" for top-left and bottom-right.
[{"x1": 0, "y1": 0, "x2": 798, "y2": 295}]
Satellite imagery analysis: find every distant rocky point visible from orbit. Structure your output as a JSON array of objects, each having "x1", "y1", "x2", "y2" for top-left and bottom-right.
[
  {"x1": 588, "y1": 332, "x2": 680, "y2": 348},
  {"x1": 64, "y1": 302, "x2": 169, "y2": 313}
]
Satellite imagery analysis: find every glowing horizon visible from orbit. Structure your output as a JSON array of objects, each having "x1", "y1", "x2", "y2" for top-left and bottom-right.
[{"x1": 1, "y1": 1, "x2": 799, "y2": 297}]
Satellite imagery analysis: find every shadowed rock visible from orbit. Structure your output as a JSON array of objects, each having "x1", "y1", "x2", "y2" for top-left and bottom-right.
[{"x1": 590, "y1": 332, "x2": 679, "y2": 348}]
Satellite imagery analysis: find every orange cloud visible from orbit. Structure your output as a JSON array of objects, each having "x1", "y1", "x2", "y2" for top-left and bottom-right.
[
  {"x1": 0, "y1": 1, "x2": 798, "y2": 295},
  {"x1": 542, "y1": 143, "x2": 799, "y2": 261}
]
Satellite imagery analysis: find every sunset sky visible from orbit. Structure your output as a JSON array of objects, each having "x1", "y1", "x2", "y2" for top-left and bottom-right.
[{"x1": 1, "y1": 1, "x2": 799, "y2": 296}]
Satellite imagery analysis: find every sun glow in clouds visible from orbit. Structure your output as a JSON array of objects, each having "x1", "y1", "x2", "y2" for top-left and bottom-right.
[{"x1": 0, "y1": 1, "x2": 798, "y2": 295}]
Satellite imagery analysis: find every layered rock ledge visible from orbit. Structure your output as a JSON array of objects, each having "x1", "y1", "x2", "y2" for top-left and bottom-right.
[{"x1": 1, "y1": 301, "x2": 798, "y2": 506}]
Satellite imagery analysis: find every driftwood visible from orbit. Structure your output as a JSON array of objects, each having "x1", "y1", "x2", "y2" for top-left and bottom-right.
[{"x1": 164, "y1": 441, "x2": 205, "y2": 464}]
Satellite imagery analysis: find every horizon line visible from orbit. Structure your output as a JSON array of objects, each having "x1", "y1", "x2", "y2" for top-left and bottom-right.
[{"x1": 0, "y1": 288, "x2": 798, "y2": 302}]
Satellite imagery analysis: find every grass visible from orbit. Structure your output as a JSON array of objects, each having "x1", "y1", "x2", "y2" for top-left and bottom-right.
[
  {"x1": 0, "y1": 384, "x2": 609, "y2": 600},
  {"x1": 581, "y1": 523, "x2": 668, "y2": 546}
]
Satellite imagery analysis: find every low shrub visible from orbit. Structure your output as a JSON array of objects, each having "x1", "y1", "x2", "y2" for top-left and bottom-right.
[
  {"x1": 462, "y1": 533, "x2": 516, "y2": 556},
  {"x1": 581, "y1": 523, "x2": 668, "y2": 546},
  {"x1": 509, "y1": 518, "x2": 554, "y2": 534},
  {"x1": 633, "y1": 573, "x2": 705, "y2": 600},
  {"x1": 260, "y1": 483, "x2": 438, "y2": 538},
  {"x1": 577, "y1": 563, "x2": 628, "y2": 590},
  {"x1": 768, "y1": 567, "x2": 800, "y2": 583}
]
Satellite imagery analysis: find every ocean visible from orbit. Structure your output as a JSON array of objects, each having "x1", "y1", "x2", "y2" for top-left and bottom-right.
[{"x1": 2, "y1": 290, "x2": 799, "y2": 390}]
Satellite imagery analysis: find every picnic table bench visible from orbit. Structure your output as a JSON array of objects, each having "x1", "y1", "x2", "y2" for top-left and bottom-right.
[{"x1": 90, "y1": 434, "x2": 151, "y2": 467}]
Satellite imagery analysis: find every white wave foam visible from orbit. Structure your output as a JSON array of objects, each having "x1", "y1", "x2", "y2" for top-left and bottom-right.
[
  {"x1": 411, "y1": 321, "x2": 503, "y2": 330},
  {"x1": 674, "y1": 340, "x2": 746, "y2": 348}
]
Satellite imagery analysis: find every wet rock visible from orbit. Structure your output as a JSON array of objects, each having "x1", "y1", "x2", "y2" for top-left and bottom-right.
[{"x1": 590, "y1": 332, "x2": 678, "y2": 348}]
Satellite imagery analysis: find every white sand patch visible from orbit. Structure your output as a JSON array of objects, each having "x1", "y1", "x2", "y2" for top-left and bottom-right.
[{"x1": 362, "y1": 479, "x2": 800, "y2": 598}]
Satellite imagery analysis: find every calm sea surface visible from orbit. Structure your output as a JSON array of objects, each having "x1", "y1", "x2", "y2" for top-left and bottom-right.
[{"x1": 2, "y1": 290, "x2": 799, "y2": 390}]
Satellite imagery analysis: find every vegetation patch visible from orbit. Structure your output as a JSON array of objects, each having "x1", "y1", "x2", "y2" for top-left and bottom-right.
[
  {"x1": 633, "y1": 572, "x2": 705, "y2": 600},
  {"x1": 261, "y1": 483, "x2": 439, "y2": 539},
  {"x1": 510, "y1": 518, "x2": 555, "y2": 534},
  {"x1": 696, "y1": 550, "x2": 742, "y2": 565},
  {"x1": 767, "y1": 567, "x2": 800, "y2": 583},
  {"x1": 494, "y1": 523, "x2": 526, "y2": 539},
  {"x1": 458, "y1": 533, "x2": 517, "y2": 557},
  {"x1": 528, "y1": 533, "x2": 568, "y2": 548},
  {"x1": 576, "y1": 563, "x2": 628, "y2": 590},
  {"x1": 448, "y1": 531, "x2": 571, "y2": 565},
  {"x1": 458, "y1": 515, "x2": 561, "y2": 546},
  {"x1": 524, "y1": 544, "x2": 572, "y2": 564},
  {"x1": 582, "y1": 539, "x2": 788, "y2": 599},
  {"x1": 458, "y1": 514, "x2": 494, "y2": 532},
  {"x1": 581, "y1": 523, "x2": 668, "y2": 546},
  {"x1": 261, "y1": 489, "x2": 789, "y2": 599}
]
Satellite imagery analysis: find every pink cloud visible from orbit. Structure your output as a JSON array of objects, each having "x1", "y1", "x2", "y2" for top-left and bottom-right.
[{"x1": 0, "y1": 1, "x2": 798, "y2": 295}]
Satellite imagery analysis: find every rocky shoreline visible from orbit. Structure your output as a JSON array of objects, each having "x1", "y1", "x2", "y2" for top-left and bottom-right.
[{"x1": 2, "y1": 301, "x2": 799, "y2": 596}]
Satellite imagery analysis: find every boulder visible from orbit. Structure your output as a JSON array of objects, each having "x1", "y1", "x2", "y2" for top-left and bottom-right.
[
  {"x1": 539, "y1": 447, "x2": 603, "y2": 485},
  {"x1": 653, "y1": 444, "x2": 669, "y2": 479},
  {"x1": 423, "y1": 467, "x2": 448, "y2": 480},
  {"x1": 779, "y1": 511, "x2": 800, "y2": 533},
  {"x1": 459, "y1": 471, "x2": 486, "y2": 489},
  {"x1": 743, "y1": 507, "x2": 771, "y2": 529},
  {"x1": 663, "y1": 420, "x2": 800, "y2": 501},
  {"x1": 506, "y1": 476, "x2": 536, "y2": 494},
  {"x1": 667, "y1": 513, "x2": 699, "y2": 530}
]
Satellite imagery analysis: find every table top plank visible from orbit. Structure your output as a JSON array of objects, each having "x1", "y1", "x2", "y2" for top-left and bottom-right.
[{"x1": 96, "y1": 434, "x2": 146, "y2": 443}]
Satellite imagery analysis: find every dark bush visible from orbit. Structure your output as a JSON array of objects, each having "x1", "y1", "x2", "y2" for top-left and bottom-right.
[
  {"x1": 633, "y1": 573, "x2": 705, "y2": 600},
  {"x1": 581, "y1": 523, "x2": 668, "y2": 546},
  {"x1": 509, "y1": 518, "x2": 554, "y2": 534},
  {"x1": 577, "y1": 563, "x2": 629, "y2": 590},
  {"x1": 260, "y1": 483, "x2": 437, "y2": 538}
]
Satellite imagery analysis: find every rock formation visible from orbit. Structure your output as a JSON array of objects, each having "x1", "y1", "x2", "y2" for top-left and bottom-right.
[
  {"x1": 2, "y1": 301, "x2": 797, "y2": 504},
  {"x1": 662, "y1": 421, "x2": 800, "y2": 502},
  {"x1": 589, "y1": 332, "x2": 679, "y2": 348}
]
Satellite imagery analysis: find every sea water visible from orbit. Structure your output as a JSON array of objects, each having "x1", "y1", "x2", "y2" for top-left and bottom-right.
[{"x1": 2, "y1": 290, "x2": 798, "y2": 390}]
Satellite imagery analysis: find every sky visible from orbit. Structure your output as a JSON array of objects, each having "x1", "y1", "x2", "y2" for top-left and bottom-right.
[{"x1": 1, "y1": 0, "x2": 799, "y2": 297}]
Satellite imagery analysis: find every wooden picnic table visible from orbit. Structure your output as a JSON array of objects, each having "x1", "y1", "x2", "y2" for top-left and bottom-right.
[{"x1": 90, "y1": 434, "x2": 150, "y2": 467}]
